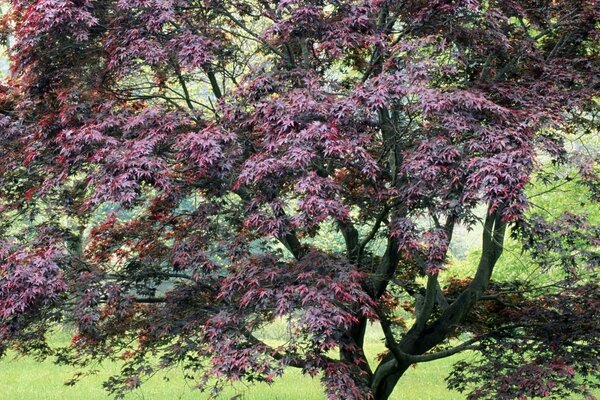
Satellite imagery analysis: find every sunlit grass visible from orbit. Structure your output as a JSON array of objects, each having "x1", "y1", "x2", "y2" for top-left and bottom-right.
[
  {"x1": 0, "y1": 346, "x2": 464, "y2": 400},
  {"x1": 1, "y1": 324, "x2": 594, "y2": 399},
  {"x1": 0, "y1": 324, "x2": 465, "y2": 400}
]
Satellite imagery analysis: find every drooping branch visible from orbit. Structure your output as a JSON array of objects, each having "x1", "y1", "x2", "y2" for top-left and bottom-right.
[{"x1": 243, "y1": 331, "x2": 307, "y2": 369}]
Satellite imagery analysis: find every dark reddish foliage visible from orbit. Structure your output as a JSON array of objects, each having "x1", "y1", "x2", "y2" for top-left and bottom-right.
[{"x1": 0, "y1": 1, "x2": 598, "y2": 399}]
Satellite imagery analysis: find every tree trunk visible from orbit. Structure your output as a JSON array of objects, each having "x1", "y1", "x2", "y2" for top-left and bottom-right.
[{"x1": 370, "y1": 355, "x2": 410, "y2": 400}]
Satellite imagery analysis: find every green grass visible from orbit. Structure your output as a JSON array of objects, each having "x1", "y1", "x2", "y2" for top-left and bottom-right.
[
  {"x1": 0, "y1": 324, "x2": 465, "y2": 400},
  {"x1": 0, "y1": 345, "x2": 463, "y2": 400},
  {"x1": 2, "y1": 323, "x2": 596, "y2": 400}
]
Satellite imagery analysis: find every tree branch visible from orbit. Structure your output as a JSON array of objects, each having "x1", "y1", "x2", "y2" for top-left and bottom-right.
[
  {"x1": 357, "y1": 205, "x2": 390, "y2": 261},
  {"x1": 414, "y1": 274, "x2": 439, "y2": 332},
  {"x1": 243, "y1": 331, "x2": 307, "y2": 369},
  {"x1": 219, "y1": 8, "x2": 289, "y2": 62},
  {"x1": 204, "y1": 66, "x2": 223, "y2": 99},
  {"x1": 409, "y1": 208, "x2": 506, "y2": 353},
  {"x1": 379, "y1": 310, "x2": 478, "y2": 364},
  {"x1": 338, "y1": 220, "x2": 359, "y2": 262}
]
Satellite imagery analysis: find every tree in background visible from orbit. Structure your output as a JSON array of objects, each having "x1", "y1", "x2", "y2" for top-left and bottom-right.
[{"x1": 0, "y1": 1, "x2": 598, "y2": 399}]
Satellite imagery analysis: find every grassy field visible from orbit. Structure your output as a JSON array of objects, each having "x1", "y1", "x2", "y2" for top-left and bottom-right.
[
  {"x1": 0, "y1": 324, "x2": 467, "y2": 400},
  {"x1": 0, "y1": 343, "x2": 464, "y2": 400},
  {"x1": 2, "y1": 322, "x2": 597, "y2": 400}
]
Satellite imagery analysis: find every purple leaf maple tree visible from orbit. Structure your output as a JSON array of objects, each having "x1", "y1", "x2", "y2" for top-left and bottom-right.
[{"x1": 0, "y1": 1, "x2": 599, "y2": 399}]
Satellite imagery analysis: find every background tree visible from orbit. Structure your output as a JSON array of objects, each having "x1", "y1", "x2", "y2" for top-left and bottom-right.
[{"x1": 0, "y1": 1, "x2": 598, "y2": 399}]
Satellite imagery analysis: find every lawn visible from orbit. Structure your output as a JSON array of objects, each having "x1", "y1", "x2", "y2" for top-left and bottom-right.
[
  {"x1": 1, "y1": 323, "x2": 594, "y2": 400},
  {"x1": 0, "y1": 345, "x2": 464, "y2": 400},
  {"x1": 0, "y1": 324, "x2": 466, "y2": 400}
]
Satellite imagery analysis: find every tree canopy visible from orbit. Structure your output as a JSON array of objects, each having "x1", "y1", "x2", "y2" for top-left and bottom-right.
[{"x1": 0, "y1": 1, "x2": 598, "y2": 399}]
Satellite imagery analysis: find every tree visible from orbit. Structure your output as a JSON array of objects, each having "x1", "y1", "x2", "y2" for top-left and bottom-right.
[{"x1": 0, "y1": 1, "x2": 598, "y2": 399}]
